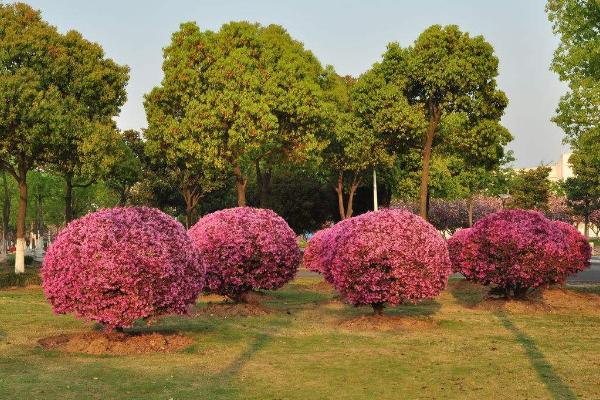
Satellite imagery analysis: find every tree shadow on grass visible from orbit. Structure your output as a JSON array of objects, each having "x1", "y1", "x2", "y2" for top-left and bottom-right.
[
  {"x1": 322, "y1": 298, "x2": 442, "y2": 320},
  {"x1": 495, "y1": 311, "x2": 577, "y2": 400},
  {"x1": 449, "y1": 279, "x2": 488, "y2": 308}
]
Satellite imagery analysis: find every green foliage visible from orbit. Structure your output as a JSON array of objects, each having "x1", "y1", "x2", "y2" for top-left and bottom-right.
[
  {"x1": 5, "y1": 254, "x2": 34, "y2": 267},
  {"x1": 256, "y1": 167, "x2": 338, "y2": 233},
  {"x1": 0, "y1": 4, "x2": 68, "y2": 176},
  {"x1": 145, "y1": 21, "x2": 328, "y2": 210},
  {"x1": 355, "y1": 25, "x2": 508, "y2": 216},
  {"x1": 508, "y1": 166, "x2": 552, "y2": 211},
  {"x1": 0, "y1": 270, "x2": 41, "y2": 288},
  {"x1": 547, "y1": 0, "x2": 600, "y2": 142}
]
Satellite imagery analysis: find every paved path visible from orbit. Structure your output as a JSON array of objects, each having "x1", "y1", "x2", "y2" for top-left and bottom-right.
[
  {"x1": 297, "y1": 257, "x2": 600, "y2": 283},
  {"x1": 568, "y1": 257, "x2": 600, "y2": 283}
]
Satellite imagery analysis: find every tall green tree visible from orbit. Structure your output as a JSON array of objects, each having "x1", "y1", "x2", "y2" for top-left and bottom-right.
[
  {"x1": 105, "y1": 131, "x2": 143, "y2": 206},
  {"x1": 564, "y1": 130, "x2": 600, "y2": 237},
  {"x1": 46, "y1": 30, "x2": 128, "y2": 222},
  {"x1": 362, "y1": 25, "x2": 507, "y2": 219},
  {"x1": 444, "y1": 118, "x2": 513, "y2": 225},
  {"x1": 322, "y1": 73, "x2": 400, "y2": 219},
  {"x1": 0, "y1": 4, "x2": 128, "y2": 271},
  {"x1": 146, "y1": 21, "x2": 327, "y2": 209},
  {"x1": 0, "y1": 4, "x2": 71, "y2": 273},
  {"x1": 508, "y1": 166, "x2": 552, "y2": 211},
  {"x1": 547, "y1": 0, "x2": 600, "y2": 143}
]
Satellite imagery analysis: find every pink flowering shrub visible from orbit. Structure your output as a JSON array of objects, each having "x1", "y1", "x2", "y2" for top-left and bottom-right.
[
  {"x1": 326, "y1": 209, "x2": 451, "y2": 314},
  {"x1": 303, "y1": 227, "x2": 332, "y2": 276},
  {"x1": 303, "y1": 218, "x2": 355, "y2": 284},
  {"x1": 42, "y1": 207, "x2": 204, "y2": 331},
  {"x1": 553, "y1": 221, "x2": 591, "y2": 275},
  {"x1": 188, "y1": 207, "x2": 300, "y2": 301},
  {"x1": 447, "y1": 228, "x2": 473, "y2": 273},
  {"x1": 454, "y1": 209, "x2": 587, "y2": 298}
]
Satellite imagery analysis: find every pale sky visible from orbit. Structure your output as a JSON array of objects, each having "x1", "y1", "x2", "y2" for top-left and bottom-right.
[{"x1": 15, "y1": 0, "x2": 569, "y2": 167}]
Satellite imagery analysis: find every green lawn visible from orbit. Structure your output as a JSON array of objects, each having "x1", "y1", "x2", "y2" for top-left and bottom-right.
[{"x1": 1, "y1": 277, "x2": 599, "y2": 399}]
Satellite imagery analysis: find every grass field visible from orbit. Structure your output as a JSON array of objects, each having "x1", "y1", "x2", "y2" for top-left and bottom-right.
[{"x1": 1, "y1": 276, "x2": 599, "y2": 399}]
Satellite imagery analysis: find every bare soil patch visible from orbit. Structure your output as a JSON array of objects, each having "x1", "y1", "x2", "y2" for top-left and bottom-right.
[
  {"x1": 38, "y1": 332, "x2": 194, "y2": 355},
  {"x1": 196, "y1": 302, "x2": 270, "y2": 317},
  {"x1": 339, "y1": 315, "x2": 437, "y2": 332}
]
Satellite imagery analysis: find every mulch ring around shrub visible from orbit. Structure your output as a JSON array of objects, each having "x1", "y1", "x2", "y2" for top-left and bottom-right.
[
  {"x1": 196, "y1": 291, "x2": 273, "y2": 317},
  {"x1": 339, "y1": 315, "x2": 437, "y2": 332},
  {"x1": 476, "y1": 288, "x2": 600, "y2": 314},
  {"x1": 38, "y1": 332, "x2": 194, "y2": 355}
]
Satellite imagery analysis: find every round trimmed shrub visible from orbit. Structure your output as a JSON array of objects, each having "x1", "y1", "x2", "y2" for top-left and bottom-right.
[
  {"x1": 42, "y1": 207, "x2": 204, "y2": 331},
  {"x1": 553, "y1": 221, "x2": 591, "y2": 275},
  {"x1": 326, "y1": 209, "x2": 451, "y2": 314},
  {"x1": 454, "y1": 209, "x2": 585, "y2": 298},
  {"x1": 303, "y1": 227, "x2": 332, "y2": 276},
  {"x1": 447, "y1": 228, "x2": 473, "y2": 273},
  {"x1": 303, "y1": 219, "x2": 354, "y2": 284},
  {"x1": 188, "y1": 207, "x2": 300, "y2": 301}
]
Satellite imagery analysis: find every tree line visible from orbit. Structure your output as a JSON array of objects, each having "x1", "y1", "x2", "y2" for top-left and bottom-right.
[{"x1": 2, "y1": 1, "x2": 599, "y2": 273}]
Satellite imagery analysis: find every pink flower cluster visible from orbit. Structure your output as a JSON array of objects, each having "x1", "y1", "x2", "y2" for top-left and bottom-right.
[
  {"x1": 449, "y1": 209, "x2": 591, "y2": 296},
  {"x1": 447, "y1": 228, "x2": 473, "y2": 273},
  {"x1": 553, "y1": 221, "x2": 592, "y2": 275},
  {"x1": 188, "y1": 207, "x2": 300, "y2": 300},
  {"x1": 305, "y1": 209, "x2": 452, "y2": 310},
  {"x1": 42, "y1": 207, "x2": 204, "y2": 331}
]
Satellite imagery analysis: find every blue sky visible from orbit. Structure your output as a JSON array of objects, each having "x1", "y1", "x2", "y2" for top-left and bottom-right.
[{"x1": 16, "y1": 0, "x2": 568, "y2": 167}]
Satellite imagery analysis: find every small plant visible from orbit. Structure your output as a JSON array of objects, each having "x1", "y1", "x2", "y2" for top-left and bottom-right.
[
  {"x1": 42, "y1": 207, "x2": 204, "y2": 331},
  {"x1": 0, "y1": 270, "x2": 42, "y2": 288},
  {"x1": 188, "y1": 207, "x2": 300, "y2": 302},
  {"x1": 324, "y1": 209, "x2": 451, "y2": 315},
  {"x1": 450, "y1": 209, "x2": 589, "y2": 299}
]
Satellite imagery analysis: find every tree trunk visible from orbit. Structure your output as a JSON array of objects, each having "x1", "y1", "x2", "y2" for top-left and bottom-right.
[
  {"x1": 118, "y1": 187, "x2": 128, "y2": 207},
  {"x1": 335, "y1": 172, "x2": 346, "y2": 220},
  {"x1": 182, "y1": 187, "x2": 200, "y2": 229},
  {"x1": 467, "y1": 196, "x2": 474, "y2": 227},
  {"x1": 372, "y1": 168, "x2": 378, "y2": 212},
  {"x1": 372, "y1": 302, "x2": 385, "y2": 316},
  {"x1": 15, "y1": 177, "x2": 27, "y2": 274},
  {"x1": 584, "y1": 214, "x2": 590, "y2": 238},
  {"x1": 233, "y1": 164, "x2": 247, "y2": 207},
  {"x1": 64, "y1": 173, "x2": 74, "y2": 224},
  {"x1": 230, "y1": 290, "x2": 251, "y2": 303},
  {"x1": 2, "y1": 172, "x2": 9, "y2": 237},
  {"x1": 426, "y1": 187, "x2": 431, "y2": 221},
  {"x1": 345, "y1": 176, "x2": 360, "y2": 219},
  {"x1": 419, "y1": 102, "x2": 441, "y2": 220},
  {"x1": 255, "y1": 161, "x2": 272, "y2": 208}
]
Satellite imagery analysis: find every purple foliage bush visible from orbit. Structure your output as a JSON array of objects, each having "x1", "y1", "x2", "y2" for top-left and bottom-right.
[
  {"x1": 323, "y1": 209, "x2": 451, "y2": 314},
  {"x1": 451, "y1": 209, "x2": 590, "y2": 298},
  {"x1": 447, "y1": 228, "x2": 473, "y2": 273},
  {"x1": 42, "y1": 207, "x2": 204, "y2": 331},
  {"x1": 188, "y1": 207, "x2": 300, "y2": 301},
  {"x1": 553, "y1": 221, "x2": 592, "y2": 275},
  {"x1": 303, "y1": 218, "x2": 356, "y2": 284},
  {"x1": 303, "y1": 227, "x2": 332, "y2": 277}
]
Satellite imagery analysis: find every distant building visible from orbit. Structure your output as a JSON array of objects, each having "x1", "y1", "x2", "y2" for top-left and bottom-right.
[
  {"x1": 547, "y1": 152, "x2": 573, "y2": 182},
  {"x1": 516, "y1": 152, "x2": 573, "y2": 182}
]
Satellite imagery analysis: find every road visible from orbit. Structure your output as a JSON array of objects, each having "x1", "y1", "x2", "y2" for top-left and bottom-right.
[
  {"x1": 297, "y1": 257, "x2": 600, "y2": 283},
  {"x1": 568, "y1": 257, "x2": 600, "y2": 283}
]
